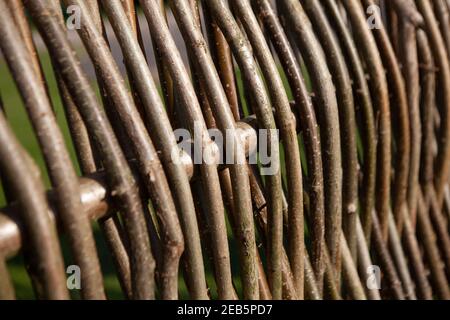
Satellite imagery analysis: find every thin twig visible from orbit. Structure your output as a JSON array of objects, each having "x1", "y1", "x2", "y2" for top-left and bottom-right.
[
  {"x1": 231, "y1": 0, "x2": 302, "y2": 299},
  {"x1": 5, "y1": 0, "x2": 105, "y2": 300},
  {"x1": 279, "y1": 0, "x2": 343, "y2": 293}
]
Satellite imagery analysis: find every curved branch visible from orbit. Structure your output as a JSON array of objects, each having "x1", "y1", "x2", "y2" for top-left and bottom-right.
[
  {"x1": 341, "y1": 0, "x2": 392, "y2": 240},
  {"x1": 417, "y1": 0, "x2": 450, "y2": 204},
  {"x1": 24, "y1": 0, "x2": 156, "y2": 300},
  {"x1": 255, "y1": 0, "x2": 325, "y2": 299},
  {"x1": 302, "y1": 0, "x2": 358, "y2": 273},
  {"x1": 0, "y1": 107, "x2": 68, "y2": 299},
  {"x1": 204, "y1": 0, "x2": 285, "y2": 299},
  {"x1": 5, "y1": 0, "x2": 105, "y2": 300},
  {"x1": 279, "y1": 0, "x2": 343, "y2": 292},
  {"x1": 230, "y1": 0, "x2": 302, "y2": 299}
]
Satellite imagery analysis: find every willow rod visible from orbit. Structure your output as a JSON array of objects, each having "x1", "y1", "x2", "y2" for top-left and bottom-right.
[
  {"x1": 393, "y1": 1, "x2": 433, "y2": 300},
  {"x1": 301, "y1": 0, "x2": 358, "y2": 270},
  {"x1": 3, "y1": 0, "x2": 105, "y2": 300},
  {"x1": 248, "y1": 166, "x2": 318, "y2": 300},
  {"x1": 183, "y1": 0, "x2": 260, "y2": 300},
  {"x1": 60, "y1": 0, "x2": 133, "y2": 299},
  {"x1": 64, "y1": 0, "x2": 185, "y2": 300},
  {"x1": 363, "y1": 0, "x2": 411, "y2": 235},
  {"x1": 141, "y1": 0, "x2": 233, "y2": 300},
  {"x1": 186, "y1": 0, "x2": 218, "y2": 132},
  {"x1": 0, "y1": 116, "x2": 257, "y2": 258},
  {"x1": 322, "y1": 0, "x2": 377, "y2": 243},
  {"x1": 416, "y1": 189, "x2": 450, "y2": 299},
  {"x1": 418, "y1": 23, "x2": 450, "y2": 280},
  {"x1": 387, "y1": 213, "x2": 416, "y2": 299},
  {"x1": 151, "y1": 0, "x2": 176, "y2": 127},
  {"x1": 364, "y1": 0, "x2": 433, "y2": 300},
  {"x1": 341, "y1": 0, "x2": 392, "y2": 240},
  {"x1": 340, "y1": 234, "x2": 366, "y2": 300},
  {"x1": 206, "y1": 1, "x2": 284, "y2": 300},
  {"x1": 174, "y1": 0, "x2": 270, "y2": 300},
  {"x1": 417, "y1": 0, "x2": 450, "y2": 205},
  {"x1": 66, "y1": 0, "x2": 160, "y2": 300},
  {"x1": 24, "y1": 0, "x2": 156, "y2": 300},
  {"x1": 435, "y1": 0, "x2": 450, "y2": 61},
  {"x1": 203, "y1": 0, "x2": 285, "y2": 299},
  {"x1": 363, "y1": 0, "x2": 422, "y2": 299},
  {"x1": 106, "y1": 0, "x2": 232, "y2": 299},
  {"x1": 255, "y1": 0, "x2": 325, "y2": 299},
  {"x1": 100, "y1": 0, "x2": 202, "y2": 300},
  {"x1": 46, "y1": 0, "x2": 132, "y2": 299},
  {"x1": 230, "y1": 0, "x2": 303, "y2": 299},
  {"x1": 5, "y1": 0, "x2": 47, "y2": 96},
  {"x1": 391, "y1": 0, "x2": 424, "y2": 27},
  {"x1": 202, "y1": 6, "x2": 241, "y2": 121},
  {"x1": 279, "y1": 0, "x2": 343, "y2": 292},
  {"x1": 187, "y1": 0, "x2": 244, "y2": 300},
  {"x1": 0, "y1": 0, "x2": 448, "y2": 301},
  {"x1": 371, "y1": 212, "x2": 405, "y2": 300},
  {"x1": 0, "y1": 104, "x2": 68, "y2": 299},
  {"x1": 416, "y1": 30, "x2": 450, "y2": 299},
  {"x1": 140, "y1": 0, "x2": 236, "y2": 300},
  {"x1": 355, "y1": 220, "x2": 381, "y2": 300},
  {"x1": 0, "y1": 257, "x2": 14, "y2": 300},
  {"x1": 397, "y1": 0, "x2": 422, "y2": 227}
]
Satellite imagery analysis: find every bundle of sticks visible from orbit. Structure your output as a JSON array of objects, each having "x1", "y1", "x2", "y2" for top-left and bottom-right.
[{"x1": 0, "y1": 0, "x2": 449, "y2": 300}]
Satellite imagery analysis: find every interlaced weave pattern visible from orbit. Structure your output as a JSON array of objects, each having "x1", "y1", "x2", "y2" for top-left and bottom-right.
[{"x1": 0, "y1": 0, "x2": 449, "y2": 300}]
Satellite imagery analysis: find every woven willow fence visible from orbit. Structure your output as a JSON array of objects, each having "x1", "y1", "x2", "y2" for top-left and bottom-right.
[{"x1": 0, "y1": 0, "x2": 449, "y2": 300}]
